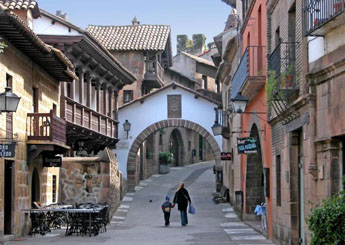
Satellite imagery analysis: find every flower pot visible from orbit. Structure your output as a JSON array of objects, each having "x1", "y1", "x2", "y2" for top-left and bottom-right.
[{"x1": 159, "y1": 164, "x2": 171, "y2": 174}]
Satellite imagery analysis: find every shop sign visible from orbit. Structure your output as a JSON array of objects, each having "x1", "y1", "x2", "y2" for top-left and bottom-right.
[
  {"x1": 237, "y1": 137, "x2": 258, "y2": 154},
  {"x1": 0, "y1": 143, "x2": 16, "y2": 158},
  {"x1": 43, "y1": 155, "x2": 62, "y2": 167},
  {"x1": 221, "y1": 152, "x2": 232, "y2": 161}
]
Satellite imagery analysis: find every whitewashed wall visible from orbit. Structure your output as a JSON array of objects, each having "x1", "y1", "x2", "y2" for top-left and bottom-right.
[{"x1": 116, "y1": 86, "x2": 222, "y2": 178}]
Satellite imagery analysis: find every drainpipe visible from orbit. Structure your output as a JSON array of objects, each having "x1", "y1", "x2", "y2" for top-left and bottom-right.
[{"x1": 307, "y1": 79, "x2": 317, "y2": 180}]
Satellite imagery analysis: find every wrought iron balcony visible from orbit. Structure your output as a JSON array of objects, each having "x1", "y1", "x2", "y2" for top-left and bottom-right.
[
  {"x1": 304, "y1": 0, "x2": 345, "y2": 35},
  {"x1": 231, "y1": 46, "x2": 266, "y2": 101},
  {"x1": 27, "y1": 110, "x2": 66, "y2": 145},
  {"x1": 268, "y1": 42, "x2": 298, "y2": 92}
]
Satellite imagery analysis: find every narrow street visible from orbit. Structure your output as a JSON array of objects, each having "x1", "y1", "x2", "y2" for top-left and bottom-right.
[{"x1": 8, "y1": 161, "x2": 273, "y2": 245}]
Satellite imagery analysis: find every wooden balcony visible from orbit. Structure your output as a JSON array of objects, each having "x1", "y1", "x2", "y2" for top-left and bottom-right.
[
  {"x1": 144, "y1": 60, "x2": 164, "y2": 88},
  {"x1": 27, "y1": 110, "x2": 66, "y2": 145},
  {"x1": 62, "y1": 97, "x2": 118, "y2": 152}
]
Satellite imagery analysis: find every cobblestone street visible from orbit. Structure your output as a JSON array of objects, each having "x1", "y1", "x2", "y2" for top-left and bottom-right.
[{"x1": 8, "y1": 162, "x2": 273, "y2": 245}]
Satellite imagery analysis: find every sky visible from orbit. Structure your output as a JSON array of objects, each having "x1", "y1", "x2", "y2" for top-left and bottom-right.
[{"x1": 38, "y1": 0, "x2": 231, "y2": 55}]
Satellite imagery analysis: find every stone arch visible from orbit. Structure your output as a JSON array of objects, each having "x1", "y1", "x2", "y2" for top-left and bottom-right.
[
  {"x1": 245, "y1": 123, "x2": 265, "y2": 219},
  {"x1": 126, "y1": 119, "x2": 221, "y2": 189}
]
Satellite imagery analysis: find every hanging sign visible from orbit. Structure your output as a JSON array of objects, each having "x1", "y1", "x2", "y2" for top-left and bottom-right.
[
  {"x1": 237, "y1": 137, "x2": 258, "y2": 154},
  {"x1": 43, "y1": 155, "x2": 62, "y2": 167},
  {"x1": 221, "y1": 152, "x2": 232, "y2": 161},
  {"x1": 0, "y1": 143, "x2": 16, "y2": 158}
]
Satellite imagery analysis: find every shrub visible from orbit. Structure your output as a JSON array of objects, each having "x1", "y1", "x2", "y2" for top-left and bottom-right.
[
  {"x1": 159, "y1": 152, "x2": 172, "y2": 165},
  {"x1": 307, "y1": 185, "x2": 345, "y2": 245}
]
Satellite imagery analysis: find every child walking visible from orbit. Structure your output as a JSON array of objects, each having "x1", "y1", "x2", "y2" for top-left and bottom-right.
[{"x1": 161, "y1": 195, "x2": 174, "y2": 226}]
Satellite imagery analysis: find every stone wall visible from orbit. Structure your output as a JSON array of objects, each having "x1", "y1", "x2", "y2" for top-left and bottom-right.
[{"x1": 60, "y1": 149, "x2": 122, "y2": 219}]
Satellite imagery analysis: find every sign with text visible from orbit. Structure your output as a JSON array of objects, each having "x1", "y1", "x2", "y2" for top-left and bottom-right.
[
  {"x1": 43, "y1": 155, "x2": 62, "y2": 167},
  {"x1": 221, "y1": 152, "x2": 232, "y2": 161},
  {"x1": 237, "y1": 137, "x2": 258, "y2": 154},
  {"x1": 0, "y1": 143, "x2": 16, "y2": 158}
]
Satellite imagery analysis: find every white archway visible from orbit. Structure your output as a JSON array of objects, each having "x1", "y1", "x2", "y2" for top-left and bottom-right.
[{"x1": 115, "y1": 83, "x2": 222, "y2": 181}]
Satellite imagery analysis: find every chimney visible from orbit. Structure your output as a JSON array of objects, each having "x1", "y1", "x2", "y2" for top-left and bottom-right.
[
  {"x1": 56, "y1": 10, "x2": 68, "y2": 21},
  {"x1": 132, "y1": 16, "x2": 140, "y2": 26}
]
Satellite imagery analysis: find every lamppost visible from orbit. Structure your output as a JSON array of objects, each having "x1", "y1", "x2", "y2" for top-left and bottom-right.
[
  {"x1": 123, "y1": 120, "x2": 131, "y2": 139},
  {"x1": 0, "y1": 87, "x2": 21, "y2": 113}
]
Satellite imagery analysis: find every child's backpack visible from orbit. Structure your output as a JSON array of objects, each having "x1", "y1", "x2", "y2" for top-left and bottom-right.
[{"x1": 162, "y1": 202, "x2": 171, "y2": 213}]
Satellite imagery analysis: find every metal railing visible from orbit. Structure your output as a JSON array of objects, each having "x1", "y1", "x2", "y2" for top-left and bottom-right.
[
  {"x1": 231, "y1": 46, "x2": 266, "y2": 99},
  {"x1": 304, "y1": 0, "x2": 345, "y2": 35},
  {"x1": 27, "y1": 110, "x2": 66, "y2": 144},
  {"x1": 268, "y1": 42, "x2": 297, "y2": 90}
]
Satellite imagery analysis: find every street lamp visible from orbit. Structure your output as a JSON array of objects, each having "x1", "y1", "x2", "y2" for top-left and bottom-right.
[
  {"x1": 123, "y1": 120, "x2": 131, "y2": 139},
  {"x1": 0, "y1": 87, "x2": 21, "y2": 112},
  {"x1": 211, "y1": 108, "x2": 222, "y2": 136},
  {"x1": 231, "y1": 92, "x2": 248, "y2": 113}
]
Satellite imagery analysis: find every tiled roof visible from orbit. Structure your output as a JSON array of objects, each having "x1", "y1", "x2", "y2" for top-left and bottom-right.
[
  {"x1": 87, "y1": 24, "x2": 171, "y2": 51},
  {"x1": 0, "y1": 0, "x2": 40, "y2": 18}
]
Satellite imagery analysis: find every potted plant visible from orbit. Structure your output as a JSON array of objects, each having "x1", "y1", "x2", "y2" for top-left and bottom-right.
[{"x1": 159, "y1": 152, "x2": 173, "y2": 174}]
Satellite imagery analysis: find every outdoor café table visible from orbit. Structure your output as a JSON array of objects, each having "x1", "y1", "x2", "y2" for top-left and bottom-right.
[
  {"x1": 52, "y1": 208, "x2": 101, "y2": 237},
  {"x1": 23, "y1": 208, "x2": 101, "y2": 237}
]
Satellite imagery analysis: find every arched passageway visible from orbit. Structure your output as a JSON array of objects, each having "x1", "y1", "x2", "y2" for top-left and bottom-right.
[
  {"x1": 126, "y1": 119, "x2": 221, "y2": 190},
  {"x1": 245, "y1": 124, "x2": 265, "y2": 218},
  {"x1": 169, "y1": 129, "x2": 184, "y2": 166}
]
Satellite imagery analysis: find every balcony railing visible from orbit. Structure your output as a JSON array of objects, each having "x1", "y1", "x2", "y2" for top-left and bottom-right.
[
  {"x1": 268, "y1": 42, "x2": 298, "y2": 91},
  {"x1": 304, "y1": 0, "x2": 345, "y2": 35},
  {"x1": 144, "y1": 60, "x2": 164, "y2": 86},
  {"x1": 231, "y1": 46, "x2": 266, "y2": 99},
  {"x1": 27, "y1": 110, "x2": 66, "y2": 144},
  {"x1": 64, "y1": 97, "x2": 118, "y2": 139}
]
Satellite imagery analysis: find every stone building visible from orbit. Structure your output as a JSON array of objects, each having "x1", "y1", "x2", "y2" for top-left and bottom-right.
[
  {"x1": 32, "y1": 9, "x2": 136, "y2": 220},
  {"x1": 217, "y1": 0, "x2": 273, "y2": 239},
  {"x1": 87, "y1": 18, "x2": 173, "y2": 107},
  {"x1": 266, "y1": 0, "x2": 309, "y2": 243},
  {"x1": 0, "y1": 2, "x2": 76, "y2": 239}
]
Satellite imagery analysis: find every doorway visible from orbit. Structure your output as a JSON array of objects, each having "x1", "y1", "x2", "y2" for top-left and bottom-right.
[
  {"x1": 4, "y1": 160, "x2": 13, "y2": 235},
  {"x1": 245, "y1": 124, "x2": 265, "y2": 219},
  {"x1": 31, "y1": 168, "x2": 40, "y2": 207},
  {"x1": 169, "y1": 129, "x2": 183, "y2": 166}
]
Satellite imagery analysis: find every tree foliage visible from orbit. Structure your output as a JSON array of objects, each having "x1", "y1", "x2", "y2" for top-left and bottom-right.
[{"x1": 308, "y1": 181, "x2": 345, "y2": 245}]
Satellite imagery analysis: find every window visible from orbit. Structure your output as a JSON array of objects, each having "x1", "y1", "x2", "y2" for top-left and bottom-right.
[
  {"x1": 188, "y1": 141, "x2": 191, "y2": 151},
  {"x1": 275, "y1": 27, "x2": 280, "y2": 49},
  {"x1": 202, "y1": 75, "x2": 208, "y2": 90},
  {"x1": 33, "y1": 87, "x2": 39, "y2": 112},
  {"x1": 276, "y1": 155, "x2": 281, "y2": 206},
  {"x1": 52, "y1": 175, "x2": 57, "y2": 203},
  {"x1": 123, "y1": 90, "x2": 133, "y2": 104}
]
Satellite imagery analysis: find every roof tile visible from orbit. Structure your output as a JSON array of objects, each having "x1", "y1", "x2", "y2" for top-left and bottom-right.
[
  {"x1": 0, "y1": 0, "x2": 40, "y2": 17},
  {"x1": 87, "y1": 24, "x2": 170, "y2": 51}
]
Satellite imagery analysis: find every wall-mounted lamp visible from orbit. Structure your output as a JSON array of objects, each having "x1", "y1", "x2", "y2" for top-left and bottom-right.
[
  {"x1": 123, "y1": 120, "x2": 131, "y2": 139},
  {"x1": 211, "y1": 108, "x2": 222, "y2": 136},
  {"x1": 0, "y1": 87, "x2": 21, "y2": 113},
  {"x1": 231, "y1": 92, "x2": 248, "y2": 113},
  {"x1": 231, "y1": 92, "x2": 266, "y2": 115}
]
